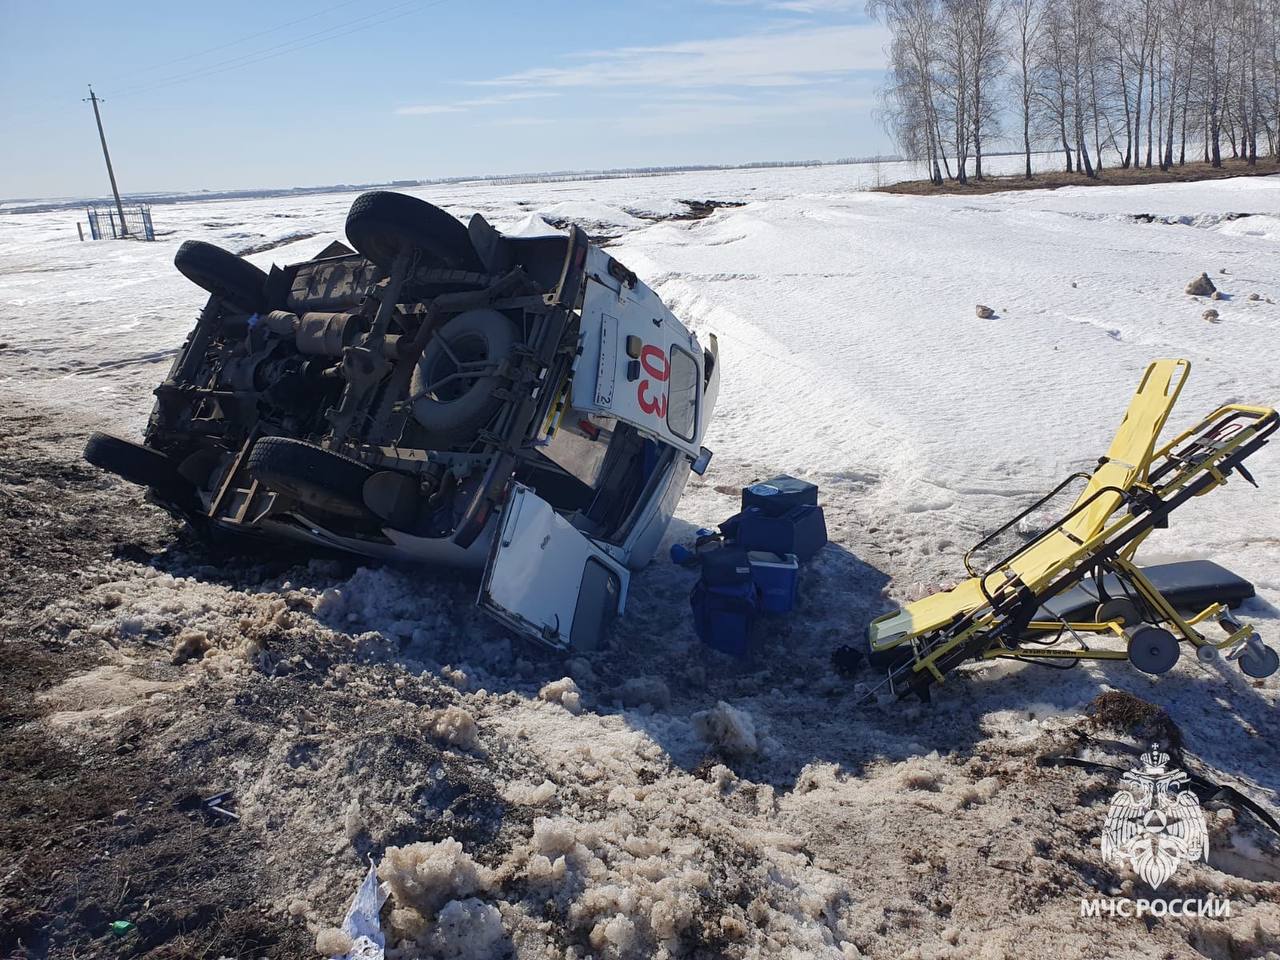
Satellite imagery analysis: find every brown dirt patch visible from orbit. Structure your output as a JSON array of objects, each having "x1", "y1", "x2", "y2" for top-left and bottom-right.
[
  {"x1": 0, "y1": 394, "x2": 311, "y2": 958},
  {"x1": 878, "y1": 158, "x2": 1280, "y2": 196},
  {"x1": 1085, "y1": 690, "x2": 1182, "y2": 750}
]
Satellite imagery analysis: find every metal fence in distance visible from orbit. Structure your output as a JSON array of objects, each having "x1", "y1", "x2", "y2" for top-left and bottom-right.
[{"x1": 86, "y1": 203, "x2": 154, "y2": 241}]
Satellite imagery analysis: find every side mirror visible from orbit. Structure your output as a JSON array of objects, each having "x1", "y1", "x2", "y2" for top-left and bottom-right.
[{"x1": 691, "y1": 446, "x2": 713, "y2": 476}]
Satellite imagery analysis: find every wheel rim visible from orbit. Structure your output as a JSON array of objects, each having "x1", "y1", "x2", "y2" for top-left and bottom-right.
[
  {"x1": 1196, "y1": 644, "x2": 1220, "y2": 664},
  {"x1": 1128, "y1": 627, "x2": 1180, "y2": 674},
  {"x1": 1239, "y1": 645, "x2": 1279, "y2": 679},
  {"x1": 422, "y1": 333, "x2": 491, "y2": 402},
  {"x1": 1096, "y1": 598, "x2": 1140, "y2": 627}
]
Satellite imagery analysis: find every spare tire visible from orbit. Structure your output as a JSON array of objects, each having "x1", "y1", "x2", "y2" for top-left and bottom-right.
[
  {"x1": 174, "y1": 240, "x2": 269, "y2": 314},
  {"x1": 84, "y1": 432, "x2": 186, "y2": 491},
  {"x1": 410, "y1": 308, "x2": 520, "y2": 444},
  {"x1": 345, "y1": 192, "x2": 484, "y2": 273},
  {"x1": 247, "y1": 437, "x2": 374, "y2": 519}
]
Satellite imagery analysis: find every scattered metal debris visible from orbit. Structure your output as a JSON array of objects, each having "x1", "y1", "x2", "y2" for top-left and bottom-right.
[{"x1": 202, "y1": 790, "x2": 240, "y2": 821}]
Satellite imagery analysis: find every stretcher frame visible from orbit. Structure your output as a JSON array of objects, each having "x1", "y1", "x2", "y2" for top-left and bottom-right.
[{"x1": 867, "y1": 360, "x2": 1278, "y2": 700}]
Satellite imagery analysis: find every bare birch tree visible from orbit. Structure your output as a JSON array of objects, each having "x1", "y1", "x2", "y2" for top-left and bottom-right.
[
  {"x1": 869, "y1": 0, "x2": 1280, "y2": 183},
  {"x1": 1010, "y1": 0, "x2": 1044, "y2": 176}
]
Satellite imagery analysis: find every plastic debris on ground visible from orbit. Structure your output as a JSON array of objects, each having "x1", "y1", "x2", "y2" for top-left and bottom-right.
[{"x1": 324, "y1": 862, "x2": 389, "y2": 960}]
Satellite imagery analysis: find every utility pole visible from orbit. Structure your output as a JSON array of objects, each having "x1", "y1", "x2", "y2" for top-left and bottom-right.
[{"x1": 84, "y1": 85, "x2": 128, "y2": 236}]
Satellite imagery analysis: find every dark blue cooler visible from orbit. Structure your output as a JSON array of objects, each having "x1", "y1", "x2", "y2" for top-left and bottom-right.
[
  {"x1": 701, "y1": 547, "x2": 752, "y2": 586},
  {"x1": 737, "y1": 504, "x2": 828, "y2": 562},
  {"x1": 690, "y1": 580, "x2": 759, "y2": 656},
  {"x1": 691, "y1": 548, "x2": 759, "y2": 656},
  {"x1": 742, "y1": 476, "x2": 819, "y2": 516},
  {"x1": 748, "y1": 551, "x2": 800, "y2": 613}
]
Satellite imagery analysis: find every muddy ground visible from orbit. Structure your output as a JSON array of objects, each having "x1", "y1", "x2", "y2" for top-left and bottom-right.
[
  {"x1": 3, "y1": 387, "x2": 1280, "y2": 960},
  {"x1": 0, "y1": 393, "x2": 317, "y2": 957}
]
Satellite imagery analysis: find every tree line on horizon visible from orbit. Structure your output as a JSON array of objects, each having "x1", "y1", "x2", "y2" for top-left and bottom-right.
[{"x1": 868, "y1": 0, "x2": 1280, "y2": 184}]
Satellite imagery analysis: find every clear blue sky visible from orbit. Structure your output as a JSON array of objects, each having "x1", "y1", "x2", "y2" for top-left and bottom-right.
[{"x1": 0, "y1": 0, "x2": 890, "y2": 200}]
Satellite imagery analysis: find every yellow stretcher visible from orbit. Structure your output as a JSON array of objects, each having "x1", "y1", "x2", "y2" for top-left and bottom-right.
[{"x1": 867, "y1": 359, "x2": 1279, "y2": 700}]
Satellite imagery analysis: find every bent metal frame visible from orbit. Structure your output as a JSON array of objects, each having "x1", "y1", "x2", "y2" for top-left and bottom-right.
[{"x1": 867, "y1": 359, "x2": 1278, "y2": 700}]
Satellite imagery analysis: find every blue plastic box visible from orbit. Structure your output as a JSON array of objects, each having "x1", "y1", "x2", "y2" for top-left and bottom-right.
[
  {"x1": 737, "y1": 504, "x2": 828, "y2": 562},
  {"x1": 748, "y1": 551, "x2": 799, "y2": 613},
  {"x1": 742, "y1": 475, "x2": 819, "y2": 517},
  {"x1": 690, "y1": 579, "x2": 759, "y2": 657}
]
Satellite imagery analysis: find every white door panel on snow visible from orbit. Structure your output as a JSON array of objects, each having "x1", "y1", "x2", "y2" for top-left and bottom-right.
[{"x1": 478, "y1": 484, "x2": 629, "y2": 650}]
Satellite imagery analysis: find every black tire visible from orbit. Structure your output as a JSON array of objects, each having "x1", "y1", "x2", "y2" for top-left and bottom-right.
[
  {"x1": 410, "y1": 308, "x2": 520, "y2": 443},
  {"x1": 174, "y1": 240, "x2": 269, "y2": 314},
  {"x1": 84, "y1": 432, "x2": 185, "y2": 492},
  {"x1": 247, "y1": 437, "x2": 374, "y2": 519},
  {"x1": 345, "y1": 192, "x2": 483, "y2": 272}
]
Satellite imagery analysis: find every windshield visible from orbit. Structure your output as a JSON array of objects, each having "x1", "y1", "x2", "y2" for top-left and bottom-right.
[{"x1": 666, "y1": 346, "x2": 699, "y2": 441}]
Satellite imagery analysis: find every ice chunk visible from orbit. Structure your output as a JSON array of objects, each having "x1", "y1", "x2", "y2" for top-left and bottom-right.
[
  {"x1": 315, "y1": 928, "x2": 352, "y2": 956},
  {"x1": 617, "y1": 675, "x2": 671, "y2": 710},
  {"x1": 691, "y1": 701, "x2": 758, "y2": 756},
  {"x1": 538, "y1": 677, "x2": 582, "y2": 714},
  {"x1": 423, "y1": 898, "x2": 504, "y2": 958},
  {"x1": 427, "y1": 705, "x2": 479, "y2": 750},
  {"x1": 501, "y1": 779, "x2": 556, "y2": 806},
  {"x1": 378, "y1": 838, "x2": 490, "y2": 923}
]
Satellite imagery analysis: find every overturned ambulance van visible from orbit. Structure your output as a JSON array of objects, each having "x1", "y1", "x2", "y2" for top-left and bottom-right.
[{"x1": 85, "y1": 191, "x2": 719, "y2": 651}]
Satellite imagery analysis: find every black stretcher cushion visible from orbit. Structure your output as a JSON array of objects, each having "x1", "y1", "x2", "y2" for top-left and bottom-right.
[
  {"x1": 863, "y1": 560, "x2": 1256, "y2": 671},
  {"x1": 1037, "y1": 560, "x2": 1255, "y2": 622}
]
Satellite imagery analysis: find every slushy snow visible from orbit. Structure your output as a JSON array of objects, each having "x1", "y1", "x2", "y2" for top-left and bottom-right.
[{"x1": 4, "y1": 159, "x2": 1280, "y2": 958}]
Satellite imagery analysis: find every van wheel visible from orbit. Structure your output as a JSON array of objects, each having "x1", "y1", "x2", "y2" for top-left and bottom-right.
[
  {"x1": 345, "y1": 191, "x2": 484, "y2": 272},
  {"x1": 174, "y1": 241, "x2": 269, "y2": 313},
  {"x1": 247, "y1": 437, "x2": 374, "y2": 519},
  {"x1": 410, "y1": 308, "x2": 519, "y2": 443}
]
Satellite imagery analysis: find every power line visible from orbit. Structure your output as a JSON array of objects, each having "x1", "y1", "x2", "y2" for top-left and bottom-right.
[
  {"x1": 111, "y1": 0, "x2": 443, "y2": 100},
  {"x1": 111, "y1": 0, "x2": 423, "y2": 98},
  {"x1": 102, "y1": 0, "x2": 366, "y2": 86}
]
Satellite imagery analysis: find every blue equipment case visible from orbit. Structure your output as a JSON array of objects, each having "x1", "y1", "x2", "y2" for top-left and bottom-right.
[
  {"x1": 736, "y1": 504, "x2": 827, "y2": 562},
  {"x1": 742, "y1": 475, "x2": 819, "y2": 516},
  {"x1": 690, "y1": 579, "x2": 759, "y2": 657}
]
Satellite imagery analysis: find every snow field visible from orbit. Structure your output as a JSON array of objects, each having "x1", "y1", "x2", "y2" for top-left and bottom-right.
[{"x1": 5, "y1": 159, "x2": 1280, "y2": 957}]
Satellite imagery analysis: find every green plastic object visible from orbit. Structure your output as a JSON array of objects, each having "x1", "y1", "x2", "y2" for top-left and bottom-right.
[{"x1": 109, "y1": 920, "x2": 135, "y2": 936}]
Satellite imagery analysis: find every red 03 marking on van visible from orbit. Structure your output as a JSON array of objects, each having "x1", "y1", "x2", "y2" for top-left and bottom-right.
[{"x1": 636, "y1": 344, "x2": 669, "y2": 418}]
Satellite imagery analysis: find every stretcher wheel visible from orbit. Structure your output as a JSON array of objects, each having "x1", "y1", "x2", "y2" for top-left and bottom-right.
[
  {"x1": 1238, "y1": 642, "x2": 1279, "y2": 679},
  {"x1": 1195, "y1": 644, "x2": 1220, "y2": 664},
  {"x1": 1127, "y1": 626, "x2": 1180, "y2": 674},
  {"x1": 1096, "y1": 598, "x2": 1140, "y2": 627}
]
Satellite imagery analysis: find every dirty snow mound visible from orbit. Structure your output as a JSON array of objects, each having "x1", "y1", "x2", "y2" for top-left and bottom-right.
[{"x1": 379, "y1": 838, "x2": 492, "y2": 940}]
